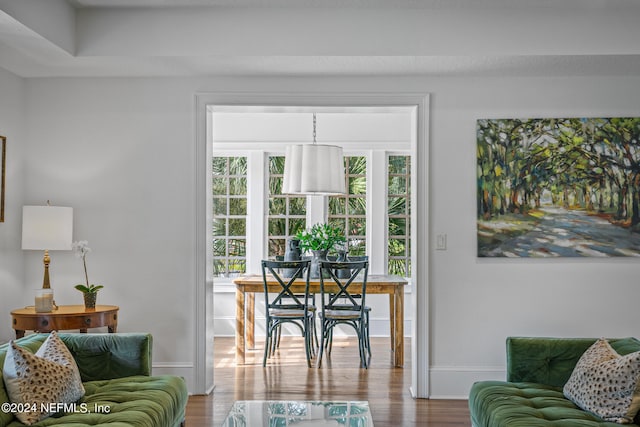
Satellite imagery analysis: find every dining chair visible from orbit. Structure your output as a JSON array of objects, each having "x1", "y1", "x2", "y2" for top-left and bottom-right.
[
  {"x1": 317, "y1": 260, "x2": 370, "y2": 368},
  {"x1": 261, "y1": 259, "x2": 314, "y2": 367},
  {"x1": 270, "y1": 256, "x2": 319, "y2": 354},
  {"x1": 325, "y1": 258, "x2": 371, "y2": 363}
]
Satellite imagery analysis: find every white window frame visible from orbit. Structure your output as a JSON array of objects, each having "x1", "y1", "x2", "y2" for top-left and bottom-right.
[
  {"x1": 386, "y1": 152, "x2": 412, "y2": 278},
  {"x1": 212, "y1": 149, "x2": 411, "y2": 282},
  {"x1": 211, "y1": 153, "x2": 249, "y2": 278},
  {"x1": 265, "y1": 153, "x2": 308, "y2": 259},
  {"x1": 328, "y1": 153, "x2": 369, "y2": 259}
]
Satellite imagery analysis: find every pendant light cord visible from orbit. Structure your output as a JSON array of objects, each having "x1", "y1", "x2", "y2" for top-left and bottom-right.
[{"x1": 313, "y1": 113, "x2": 317, "y2": 144}]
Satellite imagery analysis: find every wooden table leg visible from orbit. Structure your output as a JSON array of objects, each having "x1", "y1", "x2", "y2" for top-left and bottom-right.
[
  {"x1": 247, "y1": 292, "x2": 255, "y2": 349},
  {"x1": 236, "y1": 288, "x2": 246, "y2": 365},
  {"x1": 394, "y1": 285, "x2": 405, "y2": 367},
  {"x1": 15, "y1": 330, "x2": 25, "y2": 339},
  {"x1": 388, "y1": 293, "x2": 395, "y2": 350},
  {"x1": 109, "y1": 313, "x2": 118, "y2": 333}
]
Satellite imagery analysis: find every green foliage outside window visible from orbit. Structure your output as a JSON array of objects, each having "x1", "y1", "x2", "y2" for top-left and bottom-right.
[
  {"x1": 329, "y1": 156, "x2": 367, "y2": 256},
  {"x1": 211, "y1": 152, "x2": 412, "y2": 279},
  {"x1": 388, "y1": 156, "x2": 411, "y2": 276},
  {"x1": 213, "y1": 156, "x2": 247, "y2": 277},
  {"x1": 268, "y1": 156, "x2": 306, "y2": 257}
]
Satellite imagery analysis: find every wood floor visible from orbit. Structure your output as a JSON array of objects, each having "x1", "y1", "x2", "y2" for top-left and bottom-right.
[{"x1": 185, "y1": 336, "x2": 472, "y2": 426}]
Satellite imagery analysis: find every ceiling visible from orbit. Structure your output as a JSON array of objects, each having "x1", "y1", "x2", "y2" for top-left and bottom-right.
[
  {"x1": 64, "y1": 0, "x2": 640, "y2": 8},
  {"x1": 0, "y1": 0, "x2": 639, "y2": 78}
]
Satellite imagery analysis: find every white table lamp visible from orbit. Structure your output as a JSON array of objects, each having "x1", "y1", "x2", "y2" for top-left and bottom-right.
[{"x1": 22, "y1": 204, "x2": 73, "y2": 291}]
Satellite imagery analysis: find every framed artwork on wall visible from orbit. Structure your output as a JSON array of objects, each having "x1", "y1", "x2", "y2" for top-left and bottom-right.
[
  {"x1": 477, "y1": 117, "x2": 640, "y2": 257},
  {"x1": 0, "y1": 135, "x2": 4, "y2": 223}
]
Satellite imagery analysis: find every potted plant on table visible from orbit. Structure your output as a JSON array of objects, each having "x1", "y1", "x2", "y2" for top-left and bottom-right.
[
  {"x1": 296, "y1": 223, "x2": 346, "y2": 278},
  {"x1": 72, "y1": 240, "x2": 103, "y2": 309}
]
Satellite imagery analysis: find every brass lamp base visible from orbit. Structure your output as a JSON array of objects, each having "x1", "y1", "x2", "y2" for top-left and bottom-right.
[{"x1": 42, "y1": 249, "x2": 51, "y2": 289}]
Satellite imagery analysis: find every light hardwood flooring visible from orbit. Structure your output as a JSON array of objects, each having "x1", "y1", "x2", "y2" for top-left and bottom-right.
[{"x1": 185, "y1": 336, "x2": 472, "y2": 426}]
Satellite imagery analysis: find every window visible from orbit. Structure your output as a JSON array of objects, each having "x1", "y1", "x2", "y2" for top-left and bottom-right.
[
  {"x1": 267, "y1": 155, "x2": 307, "y2": 257},
  {"x1": 387, "y1": 155, "x2": 411, "y2": 276},
  {"x1": 328, "y1": 156, "x2": 367, "y2": 256},
  {"x1": 212, "y1": 156, "x2": 247, "y2": 277},
  {"x1": 211, "y1": 152, "x2": 412, "y2": 280}
]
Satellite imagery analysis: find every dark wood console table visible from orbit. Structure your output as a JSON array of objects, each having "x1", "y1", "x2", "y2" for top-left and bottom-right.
[{"x1": 11, "y1": 304, "x2": 119, "y2": 338}]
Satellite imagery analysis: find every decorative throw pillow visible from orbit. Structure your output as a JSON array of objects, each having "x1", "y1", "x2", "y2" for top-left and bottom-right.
[
  {"x1": 563, "y1": 338, "x2": 640, "y2": 424},
  {"x1": 2, "y1": 331, "x2": 85, "y2": 425}
]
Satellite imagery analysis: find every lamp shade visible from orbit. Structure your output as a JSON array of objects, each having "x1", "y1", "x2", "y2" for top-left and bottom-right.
[
  {"x1": 282, "y1": 144, "x2": 346, "y2": 195},
  {"x1": 22, "y1": 205, "x2": 73, "y2": 250}
]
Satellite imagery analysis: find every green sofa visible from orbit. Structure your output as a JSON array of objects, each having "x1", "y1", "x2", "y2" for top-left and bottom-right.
[
  {"x1": 0, "y1": 333, "x2": 188, "y2": 427},
  {"x1": 469, "y1": 337, "x2": 640, "y2": 427}
]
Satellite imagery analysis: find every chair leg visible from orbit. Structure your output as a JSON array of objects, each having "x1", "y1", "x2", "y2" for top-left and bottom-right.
[
  {"x1": 310, "y1": 314, "x2": 319, "y2": 356},
  {"x1": 263, "y1": 322, "x2": 272, "y2": 367},
  {"x1": 270, "y1": 329, "x2": 277, "y2": 356},
  {"x1": 365, "y1": 313, "x2": 372, "y2": 359},
  {"x1": 327, "y1": 326, "x2": 334, "y2": 356},
  {"x1": 308, "y1": 319, "x2": 315, "y2": 356},
  {"x1": 317, "y1": 321, "x2": 328, "y2": 368},
  {"x1": 303, "y1": 318, "x2": 313, "y2": 368},
  {"x1": 274, "y1": 325, "x2": 281, "y2": 352},
  {"x1": 360, "y1": 323, "x2": 369, "y2": 369},
  {"x1": 355, "y1": 325, "x2": 364, "y2": 368}
]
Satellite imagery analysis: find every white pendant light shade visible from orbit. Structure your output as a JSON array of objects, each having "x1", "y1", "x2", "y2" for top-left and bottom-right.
[{"x1": 282, "y1": 144, "x2": 346, "y2": 195}]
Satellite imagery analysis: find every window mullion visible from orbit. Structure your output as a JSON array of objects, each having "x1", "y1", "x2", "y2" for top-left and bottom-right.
[
  {"x1": 246, "y1": 151, "x2": 265, "y2": 273},
  {"x1": 370, "y1": 151, "x2": 387, "y2": 274}
]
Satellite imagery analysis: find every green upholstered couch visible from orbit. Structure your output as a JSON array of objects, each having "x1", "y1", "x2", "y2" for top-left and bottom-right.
[
  {"x1": 469, "y1": 337, "x2": 640, "y2": 427},
  {"x1": 0, "y1": 333, "x2": 188, "y2": 427}
]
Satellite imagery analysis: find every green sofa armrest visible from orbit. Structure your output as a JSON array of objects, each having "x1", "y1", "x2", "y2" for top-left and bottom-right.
[{"x1": 506, "y1": 336, "x2": 640, "y2": 387}]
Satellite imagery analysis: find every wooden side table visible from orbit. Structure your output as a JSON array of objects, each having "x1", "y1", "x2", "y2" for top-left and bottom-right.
[{"x1": 10, "y1": 304, "x2": 119, "y2": 338}]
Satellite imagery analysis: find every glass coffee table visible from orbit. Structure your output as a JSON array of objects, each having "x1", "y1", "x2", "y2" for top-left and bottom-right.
[{"x1": 221, "y1": 400, "x2": 373, "y2": 426}]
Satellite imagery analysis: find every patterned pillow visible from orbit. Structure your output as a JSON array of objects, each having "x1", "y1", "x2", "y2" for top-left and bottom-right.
[
  {"x1": 2, "y1": 331, "x2": 85, "y2": 425},
  {"x1": 563, "y1": 338, "x2": 640, "y2": 424}
]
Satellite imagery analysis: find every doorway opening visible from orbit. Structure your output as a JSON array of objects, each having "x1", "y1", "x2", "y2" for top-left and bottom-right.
[{"x1": 194, "y1": 94, "x2": 430, "y2": 398}]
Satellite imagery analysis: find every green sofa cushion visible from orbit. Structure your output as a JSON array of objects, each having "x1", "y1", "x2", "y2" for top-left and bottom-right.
[
  {"x1": 0, "y1": 334, "x2": 187, "y2": 427},
  {"x1": 4, "y1": 376, "x2": 187, "y2": 427},
  {"x1": 469, "y1": 381, "x2": 636, "y2": 427},
  {"x1": 470, "y1": 337, "x2": 640, "y2": 427}
]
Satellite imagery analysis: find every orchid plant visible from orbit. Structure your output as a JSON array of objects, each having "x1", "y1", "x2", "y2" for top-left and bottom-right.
[{"x1": 72, "y1": 240, "x2": 103, "y2": 294}]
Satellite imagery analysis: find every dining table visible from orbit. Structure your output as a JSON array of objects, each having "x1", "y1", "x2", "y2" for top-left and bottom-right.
[{"x1": 232, "y1": 274, "x2": 408, "y2": 367}]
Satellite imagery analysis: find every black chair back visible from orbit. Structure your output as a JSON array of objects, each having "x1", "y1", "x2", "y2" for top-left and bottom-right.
[
  {"x1": 319, "y1": 260, "x2": 369, "y2": 313},
  {"x1": 261, "y1": 260, "x2": 311, "y2": 310}
]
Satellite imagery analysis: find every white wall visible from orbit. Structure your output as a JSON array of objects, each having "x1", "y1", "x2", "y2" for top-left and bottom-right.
[
  {"x1": 0, "y1": 67, "x2": 25, "y2": 341},
  {"x1": 5, "y1": 73, "x2": 640, "y2": 396},
  {"x1": 22, "y1": 78, "x2": 198, "y2": 385},
  {"x1": 428, "y1": 75, "x2": 640, "y2": 398}
]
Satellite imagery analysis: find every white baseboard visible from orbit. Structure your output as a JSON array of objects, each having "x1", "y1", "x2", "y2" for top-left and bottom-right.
[
  {"x1": 428, "y1": 366, "x2": 505, "y2": 400},
  {"x1": 151, "y1": 363, "x2": 195, "y2": 392}
]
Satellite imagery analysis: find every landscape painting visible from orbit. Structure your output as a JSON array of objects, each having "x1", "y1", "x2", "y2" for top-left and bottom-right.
[
  {"x1": 477, "y1": 117, "x2": 640, "y2": 257},
  {"x1": 1, "y1": 135, "x2": 5, "y2": 222}
]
